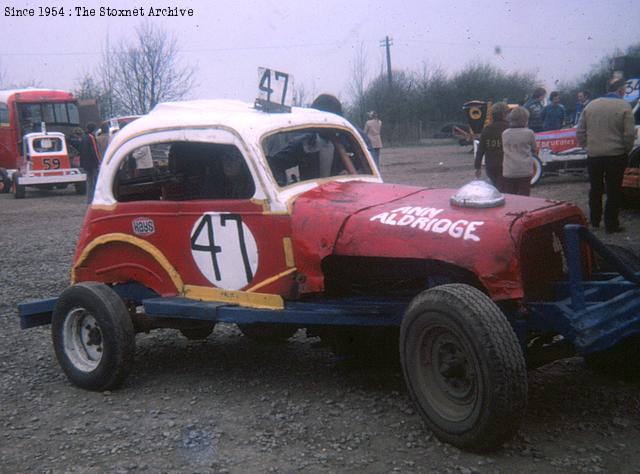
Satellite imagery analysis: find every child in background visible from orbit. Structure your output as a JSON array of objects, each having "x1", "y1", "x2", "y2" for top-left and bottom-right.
[{"x1": 501, "y1": 107, "x2": 539, "y2": 196}]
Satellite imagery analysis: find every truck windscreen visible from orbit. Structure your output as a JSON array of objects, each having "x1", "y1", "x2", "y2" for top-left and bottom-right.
[{"x1": 18, "y1": 102, "x2": 80, "y2": 128}]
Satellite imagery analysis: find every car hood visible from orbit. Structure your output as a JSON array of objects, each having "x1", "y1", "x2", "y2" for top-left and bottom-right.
[{"x1": 291, "y1": 180, "x2": 583, "y2": 299}]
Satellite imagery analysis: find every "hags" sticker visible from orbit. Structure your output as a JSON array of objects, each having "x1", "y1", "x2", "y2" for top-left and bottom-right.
[{"x1": 132, "y1": 217, "x2": 155, "y2": 236}]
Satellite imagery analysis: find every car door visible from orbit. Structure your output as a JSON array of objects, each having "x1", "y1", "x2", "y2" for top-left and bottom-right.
[{"x1": 168, "y1": 138, "x2": 297, "y2": 304}]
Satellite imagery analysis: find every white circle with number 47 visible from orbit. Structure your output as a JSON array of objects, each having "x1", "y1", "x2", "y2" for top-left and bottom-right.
[{"x1": 190, "y1": 213, "x2": 259, "y2": 290}]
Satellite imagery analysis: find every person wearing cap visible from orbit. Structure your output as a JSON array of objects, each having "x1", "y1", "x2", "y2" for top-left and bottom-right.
[
  {"x1": 576, "y1": 78, "x2": 635, "y2": 233},
  {"x1": 364, "y1": 111, "x2": 383, "y2": 166}
]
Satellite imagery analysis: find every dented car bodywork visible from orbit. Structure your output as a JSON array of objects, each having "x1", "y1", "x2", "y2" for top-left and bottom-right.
[{"x1": 19, "y1": 97, "x2": 640, "y2": 453}]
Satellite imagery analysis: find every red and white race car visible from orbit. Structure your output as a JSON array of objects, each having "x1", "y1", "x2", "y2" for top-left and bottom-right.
[
  {"x1": 531, "y1": 127, "x2": 589, "y2": 184},
  {"x1": 18, "y1": 69, "x2": 640, "y2": 452},
  {"x1": 12, "y1": 129, "x2": 86, "y2": 198}
]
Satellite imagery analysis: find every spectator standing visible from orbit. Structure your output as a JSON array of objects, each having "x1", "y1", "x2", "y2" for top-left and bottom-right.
[
  {"x1": 523, "y1": 87, "x2": 547, "y2": 133},
  {"x1": 364, "y1": 111, "x2": 383, "y2": 166},
  {"x1": 79, "y1": 122, "x2": 102, "y2": 203},
  {"x1": 576, "y1": 78, "x2": 635, "y2": 233},
  {"x1": 573, "y1": 90, "x2": 590, "y2": 125},
  {"x1": 501, "y1": 107, "x2": 538, "y2": 196},
  {"x1": 474, "y1": 102, "x2": 510, "y2": 191},
  {"x1": 542, "y1": 91, "x2": 566, "y2": 131}
]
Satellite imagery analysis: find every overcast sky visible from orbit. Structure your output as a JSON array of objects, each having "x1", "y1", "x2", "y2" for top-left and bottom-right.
[{"x1": 1, "y1": 0, "x2": 637, "y2": 104}]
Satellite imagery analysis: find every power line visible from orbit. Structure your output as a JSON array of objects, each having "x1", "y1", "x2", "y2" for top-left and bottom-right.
[{"x1": 0, "y1": 41, "x2": 346, "y2": 57}]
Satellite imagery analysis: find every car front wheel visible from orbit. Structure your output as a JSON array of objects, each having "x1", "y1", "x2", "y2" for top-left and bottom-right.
[{"x1": 400, "y1": 284, "x2": 527, "y2": 452}]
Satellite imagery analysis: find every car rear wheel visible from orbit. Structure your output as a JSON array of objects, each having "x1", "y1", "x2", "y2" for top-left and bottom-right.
[
  {"x1": 530, "y1": 156, "x2": 543, "y2": 186},
  {"x1": 75, "y1": 182, "x2": 87, "y2": 195},
  {"x1": 400, "y1": 284, "x2": 527, "y2": 452},
  {"x1": 52, "y1": 282, "x2": 136, "y2": 391}
]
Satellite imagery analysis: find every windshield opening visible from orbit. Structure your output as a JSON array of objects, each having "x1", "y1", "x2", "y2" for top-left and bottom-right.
[
  {"x1": 18, "y1": 102, "x2": 80, "y2": 132},
  {"x1": 263, "y1": 127, "x2": 373, "y2": 187}
]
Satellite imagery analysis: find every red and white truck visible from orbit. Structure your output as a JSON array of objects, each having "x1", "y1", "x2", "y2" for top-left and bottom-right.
[{"x1": 0, "y1": 88, "x2": 87, "y2": 197}]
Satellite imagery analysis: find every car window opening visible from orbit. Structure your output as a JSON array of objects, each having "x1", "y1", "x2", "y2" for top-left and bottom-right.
[
  {"x1": 114, "y1": 141, "x2": 255, "y2": 202},
  {"x1": 264, "y1": 127, "x2": 372, "y2": 187}
]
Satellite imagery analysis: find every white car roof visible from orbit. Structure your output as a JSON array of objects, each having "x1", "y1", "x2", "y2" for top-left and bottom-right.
[
  {"x1": 106, "y1": 100, "x2": 354, "y2": 154},
  {"x1": 95, "y1": 99, "x2": 381, "y2": 209}
]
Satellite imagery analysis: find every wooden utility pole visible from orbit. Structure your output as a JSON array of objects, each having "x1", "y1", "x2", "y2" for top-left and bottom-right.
[{"x1": 380, "y1": 36, "x2": 393, "y2": 84}]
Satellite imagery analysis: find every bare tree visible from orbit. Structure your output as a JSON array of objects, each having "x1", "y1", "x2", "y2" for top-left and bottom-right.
[
  {"x1": 104, "y1": 23, "x2": 197, "y2": 115},
  {"x1": 347, "y1": 42, "x2": 369, "y2": 125},
  {"x1": 291, "y1": 80, "x2": 316, "y2": 107},
  {"x1": 97, "y1": 33, "x2": 119, "y2": 118}
]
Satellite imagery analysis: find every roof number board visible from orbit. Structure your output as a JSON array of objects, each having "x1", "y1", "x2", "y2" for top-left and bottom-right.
[{"x1": 255, "y1": 67, "x2": 292, "y2": 113}]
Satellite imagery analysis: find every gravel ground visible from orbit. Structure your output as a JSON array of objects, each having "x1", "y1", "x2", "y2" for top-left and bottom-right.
[{"x1": 1, "y1": 143, "x2": 639, "y2": 473}]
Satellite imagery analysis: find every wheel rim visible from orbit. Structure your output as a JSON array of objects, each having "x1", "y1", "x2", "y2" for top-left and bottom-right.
[
  {"x1": 62, "y1": 308, "x2": 104, "y2": 372},
  {"x1": 416, "y1": 324, "x2": 479, "y2": 423}
]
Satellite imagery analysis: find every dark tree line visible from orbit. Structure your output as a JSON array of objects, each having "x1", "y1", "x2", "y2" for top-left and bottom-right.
[
  {"x1": 346, "y1": 42, "x2": 640, "y2": 144},
  {"x1": 347, "y1": 63, "x2": 536, "y2": 143}
]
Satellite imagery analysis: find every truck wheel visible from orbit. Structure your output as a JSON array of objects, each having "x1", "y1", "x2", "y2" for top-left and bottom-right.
[
  {"x1": 75, "y1": 182, "x2": 87, "y2": 195},
  {"x1": 179, "y1": 325, "x2": 215, "y2": 340},
  {"x1": 52, "y1": 282, "x2": 136, "y2": 391},
  {"x1": 238, "y1": 323, "x2": 297, "y2": 342},
  {"x1": 530, "y1": 156, "x2": 543, "y2": 186},
  {"x1": 400, "y1": 284, "x2": 527, "y2": 452},
  {"x1": 12, "y1": 172, "x2": 25, "y2": 199}
]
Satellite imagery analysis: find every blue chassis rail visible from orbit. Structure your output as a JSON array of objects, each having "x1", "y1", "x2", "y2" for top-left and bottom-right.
[
  {"x1": 18, "y1": 295, "x2": 408, "y2": 330},
  {"x1": 17, "y1": 225, "x2": 640, "y2": 356}
]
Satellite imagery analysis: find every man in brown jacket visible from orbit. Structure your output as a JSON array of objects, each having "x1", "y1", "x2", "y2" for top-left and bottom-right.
[{"x1": 577, "y1": 78, "x2": 636, "y2": 233}]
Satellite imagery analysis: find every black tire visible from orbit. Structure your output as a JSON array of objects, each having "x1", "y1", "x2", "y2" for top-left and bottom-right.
[
  {"x1": 13, "y1": 172, "x2": 25, "y2": 199},
  {"x1": 530, "y1": 155, "x2": 543, "y2": 186},
  {"x1": 400, "y1": 284, "x2": 527, "y2": 452},
  {"x1": 238, "y1": 323, "x2": 297, "y2": 342},
  {"x1": 179, "y1": 325, "x2": 215, "y2": 340},
  {"x1": 52, "y1": 282, "x2": 136, "y2": 391},
  {"x1": 75, "y1": 182, "x2": 87, "y2": 195}
]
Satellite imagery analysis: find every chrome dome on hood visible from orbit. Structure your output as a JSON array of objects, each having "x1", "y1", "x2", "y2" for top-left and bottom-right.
[{"x1": 450, "y1": 180, "x2": 505, "y2": 208}]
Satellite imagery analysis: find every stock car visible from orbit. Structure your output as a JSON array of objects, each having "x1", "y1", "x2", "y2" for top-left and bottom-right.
[
  {"x1": 12, "y1": 129, "x2": 86, "y2": 198},
  {"x1": 17, "y1": 71, "x2": 640, "y2": 452}
]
